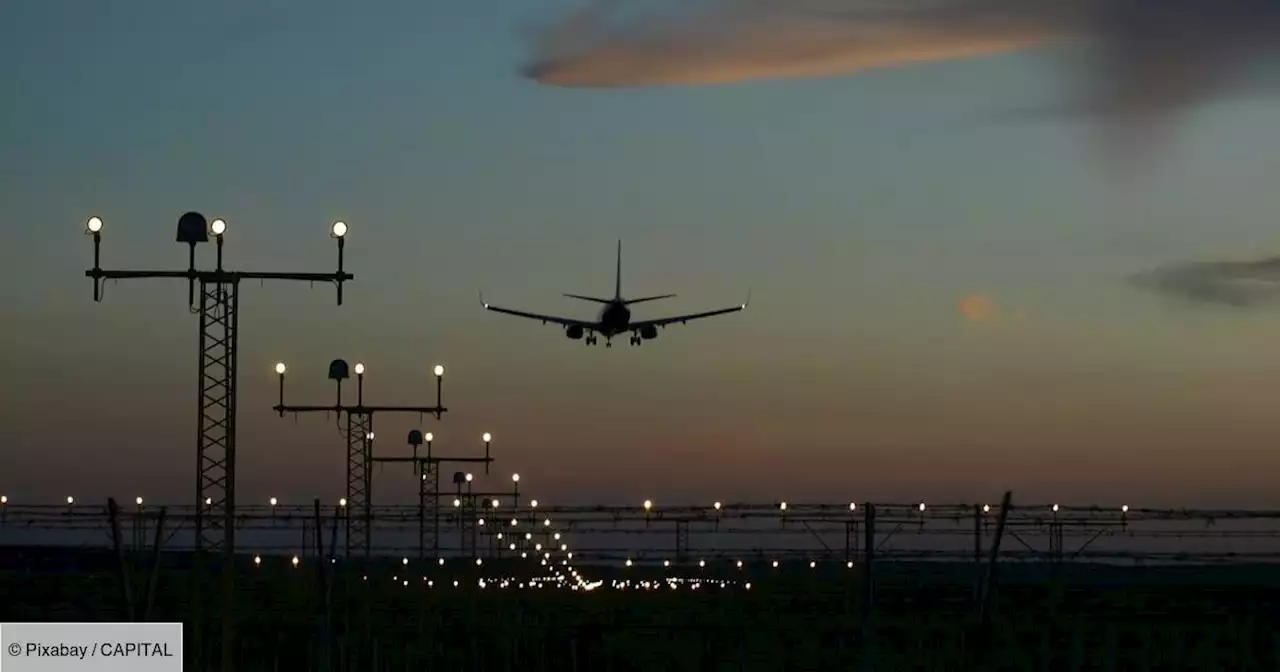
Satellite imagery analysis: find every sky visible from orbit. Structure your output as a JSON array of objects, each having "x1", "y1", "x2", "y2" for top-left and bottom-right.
[{"x1": 4, "y1": 0, "x2": 1280, "y2": 510}]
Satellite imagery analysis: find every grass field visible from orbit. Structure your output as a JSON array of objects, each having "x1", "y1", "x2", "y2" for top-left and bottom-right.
[{"x1": 2, "y1": 547, "x2": 1279, "y2": 670}]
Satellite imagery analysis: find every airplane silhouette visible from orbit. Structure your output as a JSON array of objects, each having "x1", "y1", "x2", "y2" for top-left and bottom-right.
[{"x1": 480, "y1": 241, "x2": 748, "y2": 347}]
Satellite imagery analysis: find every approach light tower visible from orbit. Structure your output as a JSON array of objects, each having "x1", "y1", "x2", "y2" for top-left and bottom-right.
[
  {"x1": 273, "y1": 359, "x2": 445, "y2": 557},
  {"x1": 83, "y1": 213, "x2": 351, "y2": 672},
  {"x1": 371, "y1": 429, "x2": 496, "y2": 559}
]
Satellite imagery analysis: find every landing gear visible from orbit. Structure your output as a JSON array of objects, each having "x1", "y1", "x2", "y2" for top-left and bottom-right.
[
  {"x1": 585, "y1": 335, "x2": 598, "y2": 346},
  {"x1": 629, "y1": 335, "x2": 641, "y2": 346},
  {"x1": 605, "y1": 339, "x2": 612, "y2": 348}
]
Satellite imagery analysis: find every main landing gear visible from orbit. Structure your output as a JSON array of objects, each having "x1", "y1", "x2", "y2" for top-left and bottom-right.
[
  {"x1": 585, "y1": 335, "x2": 598, "y2": 346},
  {"x1": 628, "y1": 334, "x2": 642, "y2": 346}
]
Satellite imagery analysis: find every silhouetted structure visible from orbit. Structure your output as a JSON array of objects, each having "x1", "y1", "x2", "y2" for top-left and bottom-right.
[
  {"x1": 81, "y1": 213, "x2": 352, "y2": 672},
  {"x1": 273, "y1": 359, "x2": 445, "y2": 558}
]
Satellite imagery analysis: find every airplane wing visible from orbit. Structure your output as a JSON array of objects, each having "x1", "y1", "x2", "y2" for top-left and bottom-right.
[
  {"x1": 480, "y1": 292, "x2": 598, "y2": 330},
  {"x1": 627, "y1": 293, "x2": 750, "y2": 331}
]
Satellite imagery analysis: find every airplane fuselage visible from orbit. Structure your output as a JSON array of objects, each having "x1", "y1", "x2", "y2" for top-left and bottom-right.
[{"x1": 597, "y1": 301, "x2": 631, "y2": 337}]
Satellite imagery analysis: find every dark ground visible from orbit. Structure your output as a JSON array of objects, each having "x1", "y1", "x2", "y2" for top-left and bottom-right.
[{"x1": 2, "y1": 547, "x2": 1279, "y2": 670}]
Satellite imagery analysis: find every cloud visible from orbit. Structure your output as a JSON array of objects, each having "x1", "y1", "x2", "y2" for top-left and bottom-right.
[
  {"x1": 958, "y1": 293, "x2": 999, "y2": 322},
  {"x1": 523, "y1": 0, "x2": 1280, "y2": 149},
  {"x1": 1130, "y1": 258, "x2": 1280, "y2": 308}
]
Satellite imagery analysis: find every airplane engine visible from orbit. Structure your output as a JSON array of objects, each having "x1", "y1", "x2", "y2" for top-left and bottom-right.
[
  {"x1": 640, "y1": 325, "x2": 658, "y2": 340},
  {"x1": 565, "y1": 325, "x2": 584, "y2": 340}
]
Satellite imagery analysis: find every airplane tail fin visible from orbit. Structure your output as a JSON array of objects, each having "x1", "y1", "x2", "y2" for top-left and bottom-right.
[
  {"x1": 614, "y1": 239, "x2": 622, "y2": 300},
  {"x1": 563, "y1": 293, "x2": 613, "y2": 304},
  {"x1": 622, "y1": 294, "x2": 676, "y2": 305}
]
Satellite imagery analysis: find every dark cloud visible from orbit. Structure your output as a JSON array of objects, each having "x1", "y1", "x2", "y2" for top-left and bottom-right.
[
  {"x1": 1130, "y1": 258, "x2": 1280, "y2": 308},
  {"x1": 523, "y1": 0, "x2": 1280, "y2": 152}
]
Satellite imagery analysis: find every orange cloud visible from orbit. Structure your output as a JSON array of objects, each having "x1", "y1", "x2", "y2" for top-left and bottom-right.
[{"x1": 958, "y1": 294, "x2": 999, "y2": 322}]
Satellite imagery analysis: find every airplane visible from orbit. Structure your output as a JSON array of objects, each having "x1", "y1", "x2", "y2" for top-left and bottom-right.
[{"x1": 480, "y1": 241, "x2": 748, "y2": 347}]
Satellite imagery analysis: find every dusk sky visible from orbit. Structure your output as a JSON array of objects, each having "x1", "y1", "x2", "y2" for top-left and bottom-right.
[{"x1": 4, "y1": 0, "x2": 1280, "y2": 509}]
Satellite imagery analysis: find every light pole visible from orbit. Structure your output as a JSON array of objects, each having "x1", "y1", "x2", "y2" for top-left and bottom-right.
[
  {"x1": 372, "y1": 431, "x2": 495, "y2": 559},
  {"x1": 274, "y1": 359, "x2": 445, "y2": 558},
  {"x1": 81, "y1": 212, "x2": 350, "y2": 672}
]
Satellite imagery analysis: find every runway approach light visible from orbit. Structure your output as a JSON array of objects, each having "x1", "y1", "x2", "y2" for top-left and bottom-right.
[
  {"x1": 270, "y1": 497, "x2": 278, "y2": 506},
  {"x1": 135, "y1": 497, "x2": 143, "y2": 506},
  {"x1": 1122, "y1": 505, "x2": 1129, "y2": 513},
  {"x1": 275, "y1": 362, "x2": 286, "y2": 375},
  {"x1": 779, "y1": 502, "x2": 787, "y2": 511},
  {"x1": 983, "y1": 504, "x2": 990, "y2": 513},
  {"x1": 1053, "y1": 504, "x2": 1060, "y2": 513},
  {"x1": 714, "y1": 501, "x2": 722, "y2": 510},
  {"x1": 530, "y1": 499, "x2": 539, "y2": 508},
  {"x1": 919, "y1": 502, "x2": 927, "y2": 512},
  {"x1": 66, "y1": 496, "x2": 74, "y2": 505},
  {"x1": 643, "y1": 500, "x2": 652, "y2": 511},
  {"x1": 339, "y1": 498, "x2": 347, "y2": 507},
  {"x1": 210, "y1": 219, "x2": 226, "y2": 236},
  {"x1": 331, "y1": 221, "x2": 347, "y2": 238},
  {"x1": 86, "y1": 216, "x2": 103, "y2": 233},
  {"x1": 849, "y1": 503, "x2": 857, "y2": 511},
  {"x1": 465, "y1": 473, "x2": 473, "y2": 483},
  {"x1": 0, "y1": 496, "x2": 6, "y2": 504},
  {"x1": 354, "y1": 363, "x2": 365, "y2": 375},
  {"x1": 434, "y1": 365, "x2": 444, "y2": 377},
  {"x1": 425, "y1": 432, "x2": 433, "y2": 442},
  {"x1": 512, "y1": 474, "x2": 520, "y2": 483},
  {"x1": 482, "y1": 432, "x2": 492, "y2": 443},
  {"x1": 291, "y1": 556, "x2": 299, "y2": 567}
]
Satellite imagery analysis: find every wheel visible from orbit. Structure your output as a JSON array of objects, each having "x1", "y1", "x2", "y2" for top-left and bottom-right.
[{"x1": 606, "y1": 341, "x2": 612, "y2": 348}]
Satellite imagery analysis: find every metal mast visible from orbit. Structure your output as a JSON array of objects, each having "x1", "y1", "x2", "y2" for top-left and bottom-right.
[
  {"x1": 83, "y1": 213, "x2": 352, "y2": 672},
  {"x1": 273, "y1": 359, "x2": 446, "y2": 557}
]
